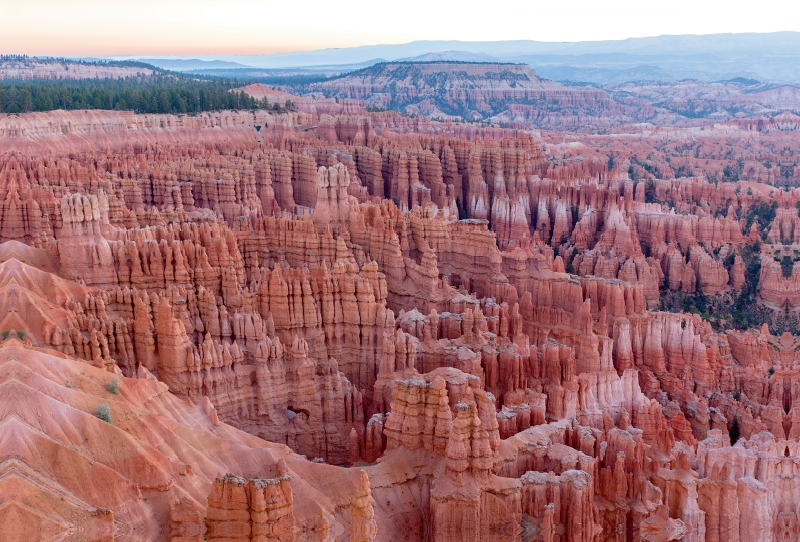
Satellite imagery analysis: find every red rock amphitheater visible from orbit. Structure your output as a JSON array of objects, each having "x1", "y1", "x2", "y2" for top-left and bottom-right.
[{"x1": 2, "y1": 101, "x2": 800, "y2": 542}]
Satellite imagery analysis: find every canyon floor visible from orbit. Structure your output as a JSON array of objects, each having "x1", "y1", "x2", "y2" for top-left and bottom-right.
[{"x1": 1, "y1": 78, "x2": 800, "y2": 541}]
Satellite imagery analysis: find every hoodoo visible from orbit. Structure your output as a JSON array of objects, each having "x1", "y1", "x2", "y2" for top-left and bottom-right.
[{"x1": 2, "y1": 46, "x2": 800, "y2": 541}]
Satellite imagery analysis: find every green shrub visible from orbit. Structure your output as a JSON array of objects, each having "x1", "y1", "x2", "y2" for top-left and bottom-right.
[
  {"x1": 15, "y1": 330, "x2": 25, "y2": 340},
  {"x1": 723, "y1": 253, "x2": 736, "y2": 270},
  {"x1": 0, "y1": 330, "x2": 9, "y2": 340},
  {"x1": 94, "y1": 403, "x2": 113, "y2": 424},
  {"x1": 644, "y1": 179, "x2": 657, "y2": 203},
  {"x1": 781, "y1": 256, "x2": 795, "y2": 278},
  {"x1": 730, "y1": 417, "x2": 740, "y2": 444},
  {"x1": 744, "y1": 200, "x2": 778, "y2": 231},
  {"x1": 106, "y1": 376, "x2": 120, "y2": 395},
  {"x1": 0, "y1": 74, "x2": 273, "y2": 115}
]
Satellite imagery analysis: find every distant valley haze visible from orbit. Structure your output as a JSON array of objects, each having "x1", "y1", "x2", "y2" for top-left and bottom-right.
[
  {"x1": 115, "y1": 32, "x2": 800, "y2": 84},
  {"x1": 2, "y1": 0, "x2": 799, "y2": 56},
  {"x1": 4, "y1": 0, "x2": 800, "y2": 83}
]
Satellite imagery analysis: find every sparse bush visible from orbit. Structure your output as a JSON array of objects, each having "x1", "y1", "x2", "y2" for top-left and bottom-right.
[
  {"x1": 106, "y1": 376, "x2": 120, "y2": 395},
  {"x1": 723, "y1": 252, "x2": 736, "y2": 270},
  {"x1": 781, "y1": 256, "x2": 795, "y2": 278},
  {"x1": 644, "y1": 179, "x2": 657, "y2": 203},
  {"x1": 744, "y1": 200, "x2": 778, "y2": 231},
  {"x1": 95, "y1": 403, "x2": 113, "y2": 424},
  {"x1": 729, "y1": 417, "x2": 740, "y2": 444},
  {"x1": 0, "y1": 330, "x2": 9, "y2": 340},
  {"x1": 15, "y1": 330, "x2": 25, "y2": 340},
  {"x1": 455, "y1": 197, "x2": 468, "y2": 220}
]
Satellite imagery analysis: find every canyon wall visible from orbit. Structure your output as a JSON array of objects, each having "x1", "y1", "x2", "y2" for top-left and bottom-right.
[{"x1": 2, "y1": 106, "x2": 800, "y2": 541}]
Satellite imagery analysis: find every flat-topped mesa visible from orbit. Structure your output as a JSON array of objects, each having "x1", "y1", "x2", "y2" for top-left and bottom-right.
[{"x1": 313, "y1": 61, "x2": 615, "y2": 126}]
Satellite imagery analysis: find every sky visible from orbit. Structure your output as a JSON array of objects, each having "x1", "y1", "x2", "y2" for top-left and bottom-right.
[{"x1": 2, "y1": 0, "x2": 800, "y2": 57}]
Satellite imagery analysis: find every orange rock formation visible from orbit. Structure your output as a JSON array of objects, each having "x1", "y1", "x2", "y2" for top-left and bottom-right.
[{"x1": 1, "y1": 105, "x2": 800, "y2": 541}]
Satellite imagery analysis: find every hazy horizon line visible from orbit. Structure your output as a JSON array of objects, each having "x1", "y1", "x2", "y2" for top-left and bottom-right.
[{"x1": 4, "y1": 30, "x2": 800, "y2": 60}]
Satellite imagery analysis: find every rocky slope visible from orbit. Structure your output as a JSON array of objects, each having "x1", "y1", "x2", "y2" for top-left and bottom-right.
[
  {"x1": 312, "y1": 62, "x2": 622, "y2": 125},
  {"x1": 2, "y1": 105, "x2": 800, "y2": 541},
  {"x1": 276, "y1": 63, "x2": 800, "y2": 132}
]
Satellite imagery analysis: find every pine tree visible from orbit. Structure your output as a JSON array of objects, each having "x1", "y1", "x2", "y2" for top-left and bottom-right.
[{"x1": 729, "y1": 417, "x2": 740, "y2": 445}]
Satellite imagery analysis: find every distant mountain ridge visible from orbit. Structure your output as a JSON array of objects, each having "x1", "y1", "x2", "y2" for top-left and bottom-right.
[
  {"x1": 396, "y1": 51, "x2": 502, "y2": 63},
  {"x1": 133, "y1": 58, "x2": 250, "y2": 70},
  {"x1": 108, "y1": 32, "x2": 800, "y2": 84}
]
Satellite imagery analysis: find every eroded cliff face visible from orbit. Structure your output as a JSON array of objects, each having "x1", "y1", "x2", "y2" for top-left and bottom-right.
[
  {"x1": 0, "y1": 57, "x2": 154, "y2": 80},
  {"x1": 2, "y1": 107, "x2": 800, "y2": 541},
  {"x1": 311, "y1": 62, "x2": 622, "y2": 126}
]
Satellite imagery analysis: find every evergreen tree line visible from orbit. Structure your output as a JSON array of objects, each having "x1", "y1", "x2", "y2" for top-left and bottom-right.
[
  {"x1": 0, "y1": 77, "x2": 289, "y2": 114},
  {"x1": 0, "y1": 54, "x2": 159, "y2": 71}
]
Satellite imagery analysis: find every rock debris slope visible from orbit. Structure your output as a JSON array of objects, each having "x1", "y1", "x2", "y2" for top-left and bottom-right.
[{"x1": 1, "y1": 105, "x2": 800, "y2": 541}]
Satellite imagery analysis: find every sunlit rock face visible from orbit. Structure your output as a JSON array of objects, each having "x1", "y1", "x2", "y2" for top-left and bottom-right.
[{"x1": 3, "y1": 103, "x2": 800, "y2": 541}]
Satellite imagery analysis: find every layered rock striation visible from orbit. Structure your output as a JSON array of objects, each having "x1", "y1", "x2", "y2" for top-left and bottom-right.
[{"x1": 2, "y1": 107, "x2": 800, "y2": 541}]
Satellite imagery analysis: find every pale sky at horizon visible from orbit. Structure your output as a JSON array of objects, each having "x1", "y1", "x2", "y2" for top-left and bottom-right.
[{"x1": 2, "y1": 0, "x2": 799, "y2": 57}]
